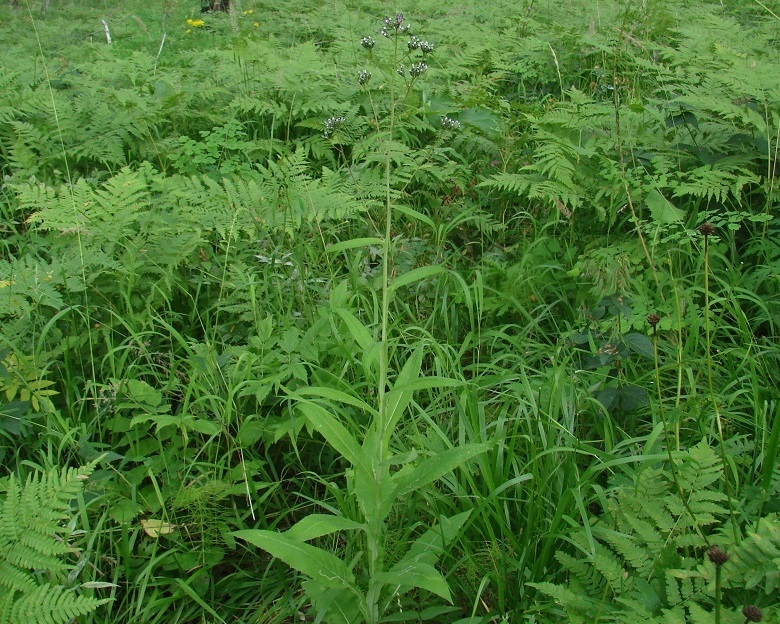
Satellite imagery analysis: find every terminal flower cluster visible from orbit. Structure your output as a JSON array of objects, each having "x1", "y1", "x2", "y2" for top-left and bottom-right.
[
  {"x1": 440, "y1": 116, "x2": 462, "y2": 130},
  {"x1": 409, "y1": 61, "x2": 428, "y2": 77},
  {"x1": 322, "y1": 115, "x2": 345, "y2": 138},
  {"x1": 408, "y1": 36, "x2": 434, "y2": 55},
  {"x1": 378, "y1": 12, "x2": 409, "y2": 38}
]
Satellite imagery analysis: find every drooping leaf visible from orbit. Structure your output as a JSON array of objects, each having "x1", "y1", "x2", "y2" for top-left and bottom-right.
[
  {"x1": 375, "y1": 561, "x2": 452, "y2": 602},
  {"x1": 298, "y1": 402, "x2": 373, "y2": 478},
  {"x1": 400, "y1": 511, "x2": 473, "y2": 565},
  {"x1": 392, "y1": 443, "x2": 491, "y2": 497},
  {"x1": 388, "y1": 266, "x2": 446, "y2": 294},
  {"x1": 646, "y1": 189, "x2": 686, "y2": 224},
  {"x1": 284, "y1": 514, "x2": 364, "y2": 542},
  {"x1": 233, "y1": 530, "x2": 355, "y2": 589}
]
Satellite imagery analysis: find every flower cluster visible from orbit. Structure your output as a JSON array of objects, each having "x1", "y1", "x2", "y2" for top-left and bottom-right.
[
  {"x1": 408, "y1": 36, "x2": 434, "y2": 54},
  {"x1": 361, "y1": 36, "x2": 375, "y2": 50},
  {"x1": 440, "y1": 116, "x2": 462, "y2": 130},
  {"x1": 322, "y1": 116, "x2": 345, "y2": 138},
  {"x1": 357, "y1": 70, "x2": 371, "y2": 86},
  {"x1": 409, "y1": 61, "x2": 428, "y2": 77},
  {"x1": 378, "y1": 12, "x2": 409, "y2": 37},
  {"x1": 186, "y1": 17, "x2": 205, "y2": 28}
]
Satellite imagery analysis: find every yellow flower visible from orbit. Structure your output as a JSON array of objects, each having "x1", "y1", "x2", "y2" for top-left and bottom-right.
[
  {"x1": 243, "y1": 8, "x2": 254, "y2": 14},
  {"x1": 186, "y1": 18, "x2": 205, "y2": 28},
  {"x1": 253, "y1": 21, "x2": 259, "y2": 27}
]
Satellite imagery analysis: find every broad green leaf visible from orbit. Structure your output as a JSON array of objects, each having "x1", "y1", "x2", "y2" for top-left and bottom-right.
[
  {"x1": 189, "y1": 418, "x2": 221, "y2": 436},
  {"x1": 295, "y1": 387, "x2": 378, "y2": 418},
  {"x1": 335, "y1": 308, "x2": 374, "y2": 350},
  {"x1": 460, "y1": 107, "x2": 502, "y2": 137},
  {"x1": 388, "y1": 266, "x2": 446, "y2": 294},
  {"x1": 298, "y1": 402, "x2": 373, "y2": 478},
  {"x1": 354, "y1": 462, "x2": 396, "y2": 527},
  {"x1": 303, "y1": 580, "x2": 363, "y2": 624},
  {"x1": 375, "y1": 561, "x2": 452, "y2": 602},
  {"x1": 401, "y1": 511, "x2": 472, "y2": 564},
  {"x1": 393, "y1": 204, "x2": 434, "y2": 229},
  {"x1": 383, "y1": 347, "x2": 424, "y2": 441},
  {"x1": 326, "y1": 237, "x2": 384, "y2": 253},
  {"x1": 761, "y1": 401, "x2": 780, "y2": 493},
  {"x1": 284, "y1": 514, "x2": 364, "y2": 542},
  {"x1": 646, "y1": 189, "x2": 685, "y2": 224},
  {"x1": 126, "y1": 378, "x2": 163, "y2": 407},
  {"x1": 393, "y1": 443, "x2": 491, "y2": 497},
  {"x1": 385, "y1": 379, "x2": 463, "y2": 442},
  {"x1": 623, "y1": 332, "x2": 654, "y2": 358},
  {"x1": 233, "y1": 530, "x2": 354, "y2": 589}
]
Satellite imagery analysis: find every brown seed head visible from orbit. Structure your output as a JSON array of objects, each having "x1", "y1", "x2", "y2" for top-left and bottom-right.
[
  {"x1": 742, "y1": 605, "x2": 763, "y2": 622},
  {"x1": 698, "y1": 223, "x2": 716, "y2": 237},
  {"x1": 647, "y1": 314, "x2": 660, "y2": 328},
  {"x1": 707, "y1": 546, "x2": 730, "y2": 566}
]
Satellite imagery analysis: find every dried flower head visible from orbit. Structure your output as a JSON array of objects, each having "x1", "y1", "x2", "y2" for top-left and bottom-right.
[
  {"x1": 408, "y1": 35, "x2": 421, "y2": 50},
  {"x1": 742, "y1": 605, "x2": 763, "y2": 622},
  {"x1": 357, "y1": 70, "x2": 371, "y2": 85},
  {"x1": 361, "y1": 36, "x2": 375, "y2": 49},
  {"x1": 698, "y1": 222, "x2": 716, "y2": 237},
  {"x1": 707, "y1": 546, "x2": 730, "y2": 566},
  {"x1": 419, "y1": 40, "x2": 434, "y2": 54},
  {"x1": 647, "y1": 313, "x2": 660, "y2": 328}
]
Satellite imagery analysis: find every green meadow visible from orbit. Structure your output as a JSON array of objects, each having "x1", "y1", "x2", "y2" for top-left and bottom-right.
[{"x1": 0, "y1": 0, "x2": 778, "y2": 622}]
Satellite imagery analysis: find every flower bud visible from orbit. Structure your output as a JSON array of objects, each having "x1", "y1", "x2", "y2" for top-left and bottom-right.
[
  {"x1": 742, "y1": 605, "x2": 763, "y2": 622},
  {"x1": 707, "y1": 546, "x2": 730, "y2": 567}
]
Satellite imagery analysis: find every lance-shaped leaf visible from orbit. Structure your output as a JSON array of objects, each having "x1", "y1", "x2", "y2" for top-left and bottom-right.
[
  {"x1": 400, "y1": 511, "x2": 472, "y2": 565},
  {"x1": 375, "y1": 560, "x2": 452, "y2": 602},
  {"x1": 326, "y1": 237, "x2": 384, "y2": 254},
  {"x1": 294, "y1": 387, "x2": 378, "y2": 418},
  {"x1": 392, "y1": 443, "x2": 492, "y2": 497},
  {"x1": 335, "y1": 308, "x2": 374, "y2": 350},
  {"x1": 384, "y1": 376, "x2": 462, "y2": 441},
  {"x1": 303, "y1": 580, "x2": 364, "y2": 624},
  {"x1": 383, "y1": 347, "x2": 423, "y2": 441},
  {"x1": 284, "y1": 514, "x2": 364, "y2": 542},
  {"x1": 353, "y1": 462, "x2": 396, "y2": 527},
  {"x1": 388, "y1": 265, "x2": 446, "y2": 295},
  {"x1": 233, "y1": 530, "x2": 355, "y2": 589},
  {"x1": 298, "y1": 402, "x2": 373, "y2": 478}
]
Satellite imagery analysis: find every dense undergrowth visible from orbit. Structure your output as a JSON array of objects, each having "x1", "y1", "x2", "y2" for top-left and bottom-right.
[{"x1": 0, "y1": 0, "x2": 778, "y2": 622}]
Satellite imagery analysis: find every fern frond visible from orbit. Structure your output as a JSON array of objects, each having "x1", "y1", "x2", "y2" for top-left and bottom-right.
[
  {"x1": 11, "y1": 582, "x2": 110, "y2": 624},
  {"x1": 0, "y1": 465, "x2": 91, "y2": 591},
  {"x1": 725, "y1": 514, "x2": 780, "y2": 595}
]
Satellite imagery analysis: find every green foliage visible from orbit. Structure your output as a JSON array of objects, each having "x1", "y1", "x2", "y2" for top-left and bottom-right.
[
  {"x1": 0, "y1": 462, "x2": 110, "y2": 624},
  {"x1": 0, "y1": 0, "x2": 777, "y2": 622},
  {"x1": 531, "y1": 441, "x2": 780, "y2": 623}
]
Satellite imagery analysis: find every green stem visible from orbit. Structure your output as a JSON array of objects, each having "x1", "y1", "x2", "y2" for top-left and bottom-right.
[
  {"x1": 714, "y1": 564, "x2": 722, "y2": 624},
  {"x1": 366, "y1": 30, "x2": 401, "y2": 624},
  {"x1": 702, "y1": 232, "x2": 740, "y2": 544},
  {"x1": 652, "y1": 323, "x2": 705, "y2": 542}
]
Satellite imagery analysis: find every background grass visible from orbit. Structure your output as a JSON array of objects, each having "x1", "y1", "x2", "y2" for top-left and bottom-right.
[{"x1": 0, "y1": 0, "x2": 778, "y2": 622}]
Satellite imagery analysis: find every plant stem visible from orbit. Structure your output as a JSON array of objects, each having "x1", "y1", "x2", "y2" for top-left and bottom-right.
[
  {"x1": 714, "y1": 564, "x2": 722, "y2": 624},
  {"x1": 701, "y1": 230, "x2": 740, "y2": 544}
]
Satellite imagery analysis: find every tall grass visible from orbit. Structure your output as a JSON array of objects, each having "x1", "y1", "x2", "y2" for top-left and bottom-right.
[{"x1": 0, "y1": 0, "x2": 777, "y2": 622}]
